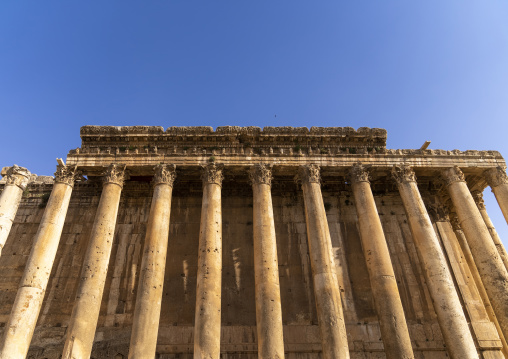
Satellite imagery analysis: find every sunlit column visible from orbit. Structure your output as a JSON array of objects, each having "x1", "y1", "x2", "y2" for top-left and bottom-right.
[
  {"x1": 0, "y1": 163, "x2": 79, "y2": 359},
  {"x1": 194, "y1": 163, "x2": 223, "y2": 359},
  {"x1": 392, "y1": 165, "x2": 477, "y2": 358},
  {"x1": 297, "y1": 164, "x2": 349, "y2": 359},
  {"x1": 0, "y1": 165, "x2": 31, "y2": 255},
  {"x1": 443, "y1": 165, "x2": 508, "y2": 340},
  {"x1": 484, "y1": 166, "x2": 508, "y2": 224},
  {"x1": 248, "y1": 164, "x2": 285, "y2": 359},
  {"x1": 62, "y1": 164, "x2": 127, "y2": 359},
  {"x1": 128, "y1": 164, "x2": 176, "y2": 359}
]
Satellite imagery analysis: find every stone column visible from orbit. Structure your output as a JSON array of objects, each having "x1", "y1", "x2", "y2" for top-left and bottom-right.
[
  {"x1": 0, "y1": 163, "x2": 79, "y2": 359},
  {"x1": 296, "y1": 165, "x2": 349, "y2": 359},
  {"x1": 62, "y1": 164, "x2": 127, "y2": 359},
  {"x1": 248, "y1": 164, "x2": 285, "y2": 359},
  {"x1": 443, "y1": 166, "x2": 508, "y2": 340},
  {"x1": 392, "y1": 165, "x2": 477, "y2": 358},
  {"x1": 128, "y1": 164, "x2": 176, "y2": 359},
  {"x1": 0, "y1": 165, "x2": 31, "y2": 255},
  {"x1": 472, "y1": 190, "x2": 508, "y2": 272},
  {"x1": 348, "y1": 164, "x2": 413, "y2": 359},
  {"x1": 194, "y1": 163, "x2": 223, "y2": 359},
  {"x1": 485, "y1": 167, "x2": 508, "y2": 224}
]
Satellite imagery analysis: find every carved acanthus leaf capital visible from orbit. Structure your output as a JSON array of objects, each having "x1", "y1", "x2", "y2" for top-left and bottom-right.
[
  {"x1": 201, "y1": 163, "x2": 224, "y2": 186},
  {"x1": 449, "y1": 213, "x2": 462, "y2": 232},
  {"x1": 5, "y1": 165, "x2": 31, "y2": 190},
  {"x1": 249, "y1": 163, "x2": 273, "y2": 186},
  {"x1": 349, "y1": 162, "x2": 370, "y2": 184},
  {"x1": 102, "y1": 164, "x2": 127, "y2": 188},
  {"x1": 295, "y1": 164, "x2": 321, "y2": 185},
  {"x1": 391, "y1": 165, "x2": 417, "y2": 184},
  {"x1": 153, "y1": 164, "x2": 177, "y2": 187},
  {"x1": 426, "y1": 203, "x2": 449, "y2": 223},
  {"x1": 54, "y1": 164, "x2": 81, "y2": 187},
  {"x1": 484, "y1": 167, "x2": 508, "y2": 188},
  {"x1": 441, "y1": 166, "x2": 465, "y2": 186},
  {"x1": 471, "y1": 190, "x2": 486, "y2": 210}
]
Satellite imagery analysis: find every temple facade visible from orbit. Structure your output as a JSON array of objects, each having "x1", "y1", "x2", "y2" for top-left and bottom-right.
[{"x1": 0, "y1": 125, "x2": 508, "y2": 359}]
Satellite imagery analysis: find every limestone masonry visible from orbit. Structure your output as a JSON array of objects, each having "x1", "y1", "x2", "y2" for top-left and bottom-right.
[{"x1": 0, "y1": 126, "x2": 508, "y2": 358}]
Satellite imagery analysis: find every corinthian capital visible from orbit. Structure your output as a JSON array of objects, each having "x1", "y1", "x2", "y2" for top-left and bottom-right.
[
  {"x1": 296, "y1": 164, "x2": 321, "y2": 185},
  {"x1": 153, "y1": 164, "x2": 177, "y2": 187},
  {"x1": 5, "y1": 165, "x2": 31, "y2": 190},
  {"x1": 102, "y1": 164, "x2": 127, "y2": 188},
  {"x1": 484, "y1": 166, "x2": 508, "y2": 188},
  {"x1": 201, "y1": 163, "x2": 224, "y2": 186},
  {"x1": 54, "y1": 164, "x2": 81, "y2": 187},
  {"x1": 471, "y1": 190, "x2": 486, "y2": 210},
  {"x1": 441, "y1": 166, "x2": 465, "y2": 186},
  {"x1": 249, "y1": 163, "x2": 273, "y2": 186},
  {"x1": 391, "y1": 165, "x2": 417, "y2": 184},
  {"x1": 349, "y1": 162, "x2": 370, "y2": 184}
]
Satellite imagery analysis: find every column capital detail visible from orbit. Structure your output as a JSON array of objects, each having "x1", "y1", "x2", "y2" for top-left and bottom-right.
[
  {"x1": 5, "y1": 165, "x2": 31, "y2": 190},
  {"x1": 441, "y1": 166, "x2": 465, "y2": 186},
  {"x1": 349, "y1": 162, "x2": 370, "y2": 184},
  {"x1": 248, "y1": 163, "x2": 273, "y2": 186},
  {"x1": 484, "y1": 166, "x2": 508, "y2": 188},
  {"x1": 152, "y1": 164, "x2": 177, "y2": 187},
  {"x1": 426, "y1": 203, "x2": 450, "y2": 223},
  {"x1": 449, "y1": 212, "x2": 462, "y2": 231},
  {"x1": 391, "y1": 164, "x2": 417, "y2": 184},
  {"x1": 295, "y1": 164, "x2": 321, "y2": 185},
  {"x1": 102, "y1": 164, "x2": 127, "y2": 188},
  {"x1": 471, "y1": 190, "x2": 486, "y2": 210},
  {"x1": 54, "y1": 164, "x2": 81, "y2": 187},
  {"x1": 201, "y1": 163, "x2": 224, "y2": 186}
]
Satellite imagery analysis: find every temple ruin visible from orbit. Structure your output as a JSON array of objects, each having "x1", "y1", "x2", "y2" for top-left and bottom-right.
[{"x1": 0, "y1": 125, "x2": 508, "y2": 359}]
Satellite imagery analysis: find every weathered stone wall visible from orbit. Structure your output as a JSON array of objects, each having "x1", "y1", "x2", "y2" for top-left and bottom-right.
[{"x1": 0, "y1": 177, "x2": 500, "y2": 358}]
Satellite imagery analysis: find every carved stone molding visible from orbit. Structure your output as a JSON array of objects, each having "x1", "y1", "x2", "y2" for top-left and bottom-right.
[
  {"x1": 441, "y1": 166, "x2": 465, "y2": 186},
  {"x1": 152, "y1": 164, "x2": 177, "y2": 187},
  {"x1": 484, "y1": 166, "x2": 508, "y2": 188},
  {"x1": 102, "y1": 164, "x2": 127, "y2": 188},
  {"x1": 201, "y1": 163, "x2": 224, "y2": 186},
  {"x1": 391, "y1": 165, "x2": 417, "y2": 184},
  {"x1": 54, "y1": 164, "x2": 81, "y2": 187},
  {"x1": 5, "y1": 165, "x2": 31, "y2": 190},
  {"x1": 295, "y1": 164, "x2": 321, "y2": 185},
  {"x1": 471, "y1": 190, "x2": 486, "y2": 210},
  {"x1": 248, "y1": 163, "x2": 273, "y2": 186},
  {"x1": 349, "y1": 162, "x2": 370, "y2": 184}
]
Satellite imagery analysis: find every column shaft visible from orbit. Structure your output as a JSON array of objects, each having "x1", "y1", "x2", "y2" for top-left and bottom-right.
[
  {"x1": 392, "y1": 166, "x2": 477, "y2": 358},
  {"x1": 128, "y1": 164, "x2": 176, "y2": 359},
  {"x1": 62, "y1": 164, "x2": 126, "y2": 359},
  {"x1": 298, "y1": 165, "x2": 349, "y2": 359},
  {"x1": 0, "y1": 164, "x2": 77, "y2": 359},
  {"x1": 249, "y1": 164, "x2": 285, "y2": 359},
  {"x1": 0, "y1": 165, "x2": 30, "y2": 255},
  {"x1": 472, "y1": 191, "x2": 508, "y2": 272},
  {"x1": 485, "y1": 167, "x2": 508, "y2": 224},
  {"x1": 351, "y1": 164, "x2": 413, "y2": 359},
  {"x1": 444, "y1": 166, "x2": 508, "y2": 341},
  {"x1": 194, "y1": 163, "x2": 223, "y2": 359}
]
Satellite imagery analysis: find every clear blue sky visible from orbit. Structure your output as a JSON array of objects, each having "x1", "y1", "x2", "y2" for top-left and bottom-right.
[{"x1": 1, "y1": 1, "x2": 508, "y2": 240}]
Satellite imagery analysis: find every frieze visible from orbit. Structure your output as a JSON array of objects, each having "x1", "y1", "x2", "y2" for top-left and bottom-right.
[
  {"x1": 152, "y1": 164, "x2": 177, "y2": 187},
  {"x1": 4, "y1": 165, "x2": 31, "y2": 190},
  {"x1": 248, "y1": 163, "x2": 273, "y2": 186},
  {"x1": 484, "y1": 167, "x2": 508, "y2": 188},
  {"x1": 201, "y1": 163, "x2": 224, "y2": 187},
  {"x1": 349, "y1": 162, "x2": 370, "y2": 184},
  {"x1": 391, "y1": 165, "x2": 417, "y2": 184}
]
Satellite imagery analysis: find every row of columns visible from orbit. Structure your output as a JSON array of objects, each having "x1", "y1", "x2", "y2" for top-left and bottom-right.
[{"x1": 0, "y1": 162, "x2": 507, "y2": 358}]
